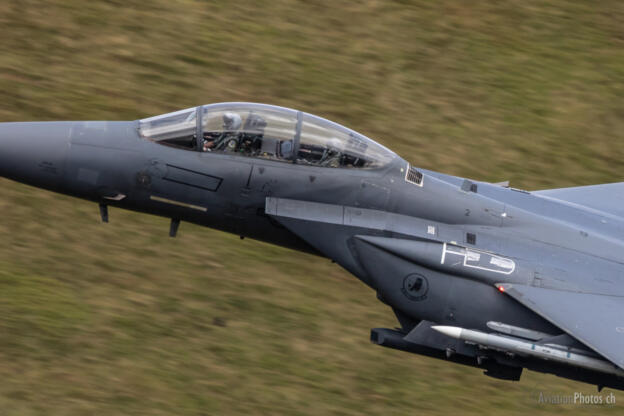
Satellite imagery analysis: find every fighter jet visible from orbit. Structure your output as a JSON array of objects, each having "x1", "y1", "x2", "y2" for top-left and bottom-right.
[{"x1": 1, "y1": 102, "x2": 624, "y2": 391}]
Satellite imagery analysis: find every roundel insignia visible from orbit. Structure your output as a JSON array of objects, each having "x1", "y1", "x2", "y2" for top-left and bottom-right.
[{"x1": 402, "y1": 273, "x2": 429, "y2": 301}]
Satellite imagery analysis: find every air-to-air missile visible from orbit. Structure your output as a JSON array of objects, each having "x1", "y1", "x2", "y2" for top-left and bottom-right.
[{"x1": 432, "y1": 325, "x2": 624, "y2": 378}]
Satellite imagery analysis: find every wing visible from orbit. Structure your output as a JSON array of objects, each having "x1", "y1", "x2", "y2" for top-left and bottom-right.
[
  {"x1": 534, "y1": 182, "x2": 624, "y2": 219},
  {"x1": 498, "y1": 283, "x2": 624, "y2": 369}
]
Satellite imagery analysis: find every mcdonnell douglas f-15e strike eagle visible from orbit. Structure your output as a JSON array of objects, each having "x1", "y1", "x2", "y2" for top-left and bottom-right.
[{"x1": 1, "y1": 102, "x2": 624, "y2": 390}]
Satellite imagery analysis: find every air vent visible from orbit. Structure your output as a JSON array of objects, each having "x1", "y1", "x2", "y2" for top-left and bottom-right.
[
  {"x1": 466, "y1": 233, "x2": 476, "y2": 245},
  {"x1": 461, "y1": 179, "x2": 478, "y2": 193},
  {"x1": 405, "y1": 165, "x2": 423, "y2": 186}
]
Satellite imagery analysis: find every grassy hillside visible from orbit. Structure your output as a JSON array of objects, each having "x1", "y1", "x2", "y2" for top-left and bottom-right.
[{"x1": 1, "y1": 1, "x2": 623, "y2": 414}]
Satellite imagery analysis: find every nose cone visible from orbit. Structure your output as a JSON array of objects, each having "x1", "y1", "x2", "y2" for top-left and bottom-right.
[{"x1": 0, "y1": 122, "x2": 72, "y2": 190}]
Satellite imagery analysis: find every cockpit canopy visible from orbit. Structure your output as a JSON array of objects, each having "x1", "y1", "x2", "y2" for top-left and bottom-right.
[{"x1": 139, "y1": 103, "x2": 396, "y2": 169}]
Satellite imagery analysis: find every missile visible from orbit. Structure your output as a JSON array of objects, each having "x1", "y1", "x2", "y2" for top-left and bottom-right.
[{"x1": 432, "y1": 325, "x2": 624, "y2": 378}]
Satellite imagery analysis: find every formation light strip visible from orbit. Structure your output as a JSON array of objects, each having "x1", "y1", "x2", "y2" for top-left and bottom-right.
[{"x1": 150, "y1": 195, "x2": 207, "y2": 212}]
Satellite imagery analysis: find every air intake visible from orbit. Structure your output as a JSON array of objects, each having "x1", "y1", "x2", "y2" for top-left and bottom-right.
[{"x1": 405, "y1": 165, "x2": 423, "y2": 186}]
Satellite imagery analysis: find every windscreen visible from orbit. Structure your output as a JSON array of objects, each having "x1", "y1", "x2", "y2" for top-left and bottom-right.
[{"x1": 139, "y1": 107, "x2": 197, "y2": 149}]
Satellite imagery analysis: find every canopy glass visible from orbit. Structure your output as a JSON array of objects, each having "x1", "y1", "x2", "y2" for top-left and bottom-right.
[{"x1": 139, "y1": 103, "x2": 396, "y2": 169}]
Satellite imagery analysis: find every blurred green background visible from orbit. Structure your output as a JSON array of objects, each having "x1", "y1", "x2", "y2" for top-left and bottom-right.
[{"x1": 0, "y1": 1, "x2": 623, "y2": 414}]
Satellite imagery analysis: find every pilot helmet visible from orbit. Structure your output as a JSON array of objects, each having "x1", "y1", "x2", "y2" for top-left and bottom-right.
[
  {"x1": 222, "y1": 112, "x2": 242, "y2": 131},
  {"x1": 245, "y1": 113, "x2": 267, "y2": 134}
]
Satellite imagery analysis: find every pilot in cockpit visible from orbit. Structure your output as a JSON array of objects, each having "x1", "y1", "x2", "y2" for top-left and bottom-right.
[
  {"x1": 203, "y1": 112, "x2": 242, "y2": 152},
  {"x1": 320, "y1": 138, "x2": 343, "y2": 167},
  {"x1": 223, "y1": 112, "x2": 242, "y2": 132},
  {"x1": 239, "y1": 113, "x2": 267, "y2": 155}
]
